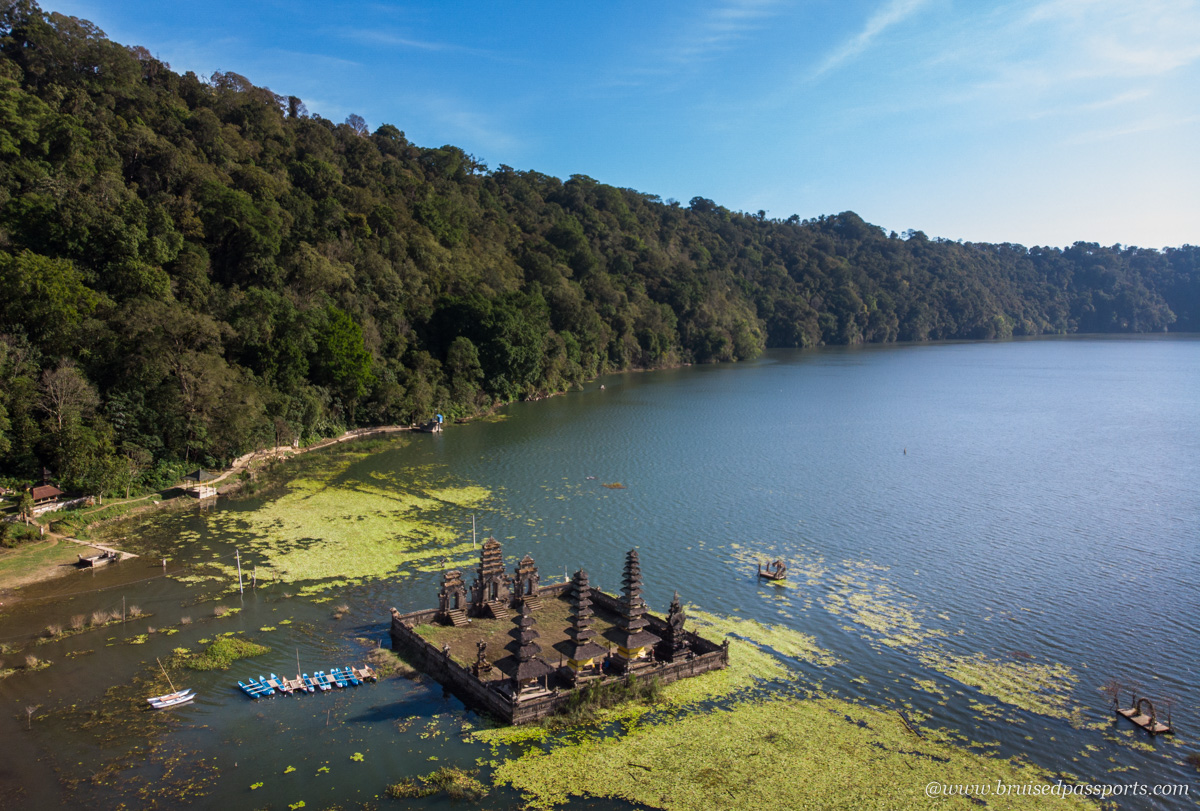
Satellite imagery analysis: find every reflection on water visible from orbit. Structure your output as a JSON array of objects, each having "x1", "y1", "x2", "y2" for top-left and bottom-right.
[{"x1": 1, "y1": 337, "x2": 1197, "y2": 808}]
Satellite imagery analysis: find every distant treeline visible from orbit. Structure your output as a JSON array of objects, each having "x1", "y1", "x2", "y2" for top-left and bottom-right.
[{"x1": 0, "y1": 1, "x2": 1196, "y2": 494}]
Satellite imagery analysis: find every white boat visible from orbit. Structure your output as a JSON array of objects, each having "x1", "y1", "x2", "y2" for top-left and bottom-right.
[
  {"x1": 148, "y1": 657, "x2": 195, "y2": 709},
  {"x1": 148, "y1": 689, "x2": 195, "y2": 709}
]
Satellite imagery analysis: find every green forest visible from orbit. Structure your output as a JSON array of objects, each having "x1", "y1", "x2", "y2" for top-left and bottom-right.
[{"x1": 0, "y1": 1, "x2": 1197, "y2": 496}]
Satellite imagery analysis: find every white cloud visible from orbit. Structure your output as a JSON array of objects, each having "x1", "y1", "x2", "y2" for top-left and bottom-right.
[
  {"x1": 339, "y1": 28, "x2": 501, "y2": 59},
  {"x1": 608, "y1": 0, "x2": 787, "y2": 87},
  {"x1": 665, "y1": 0, "x2": 786, "y2": 65},
  {"x1": 811, "y1": 0, "x2": 934, "y2": 78}
]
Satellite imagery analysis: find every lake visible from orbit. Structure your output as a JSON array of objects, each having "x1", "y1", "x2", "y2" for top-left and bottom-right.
[{"x1": 1, "y1": 336, "x2": 1196, "y2": 809}]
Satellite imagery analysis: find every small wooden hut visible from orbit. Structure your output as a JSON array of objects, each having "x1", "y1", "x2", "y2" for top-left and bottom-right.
[{"x1": 183, "y1": 469, "x2": 218, "y2": 500}]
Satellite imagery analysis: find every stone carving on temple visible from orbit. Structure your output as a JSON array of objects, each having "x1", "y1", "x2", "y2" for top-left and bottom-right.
[
  {"x1": 663, "y1": 590, "x2": 690, "y2": 662},
  {"x1": 473, "y1": 640, "x2": 493, "y2": 678}
]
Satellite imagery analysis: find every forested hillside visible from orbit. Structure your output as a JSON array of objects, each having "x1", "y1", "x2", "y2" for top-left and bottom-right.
[{"x1": 0, "y1": 2, "x2": 1196, "y2": 494}]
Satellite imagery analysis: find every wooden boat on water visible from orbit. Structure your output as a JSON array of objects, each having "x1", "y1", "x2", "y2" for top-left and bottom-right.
[
  {"x1": 757, "y1": 559, "x2": 788, "y2": 581},
  {"x1": 352, "y1": 664, "x2": 378, "y2": 682}
]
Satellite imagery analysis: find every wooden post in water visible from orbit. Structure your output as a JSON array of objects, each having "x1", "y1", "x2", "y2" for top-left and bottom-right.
[{"x1": 235, "y1": 549, "x2": 244, "y2": 594}]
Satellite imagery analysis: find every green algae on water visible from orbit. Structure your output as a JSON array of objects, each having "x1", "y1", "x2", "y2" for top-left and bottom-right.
[
  {"x1": 687, "y1": 609, "x2": 841, "y2": 667},
  {"x1": 174, "y1": 635, "x2": 270, "y2": 671},
  {"x1": 919, "y1": 649, "x2": 1080, "y2": 721},
  {"x1": 148, "y1": 444, "x2": 495, "y2": 592},
  {"x1": 492, "y1": 697, "x2": 1098, "y2": 810}
]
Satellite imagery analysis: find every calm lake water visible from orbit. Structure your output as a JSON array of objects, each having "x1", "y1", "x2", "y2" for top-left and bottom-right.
[{"x1": 1, "y1": 336, "x2": 1197, "y2": 809}]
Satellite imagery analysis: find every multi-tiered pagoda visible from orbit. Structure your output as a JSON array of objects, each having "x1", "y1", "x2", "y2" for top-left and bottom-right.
[
  {"x1": 564, "y1": 569, "x2": 609, "y2": 682},
  {"x1": 607, "y1": 549, "x2": 661, "y2": 673},
  {"x1": 498, "y1": 601, "x2": 555, "y2": 694}
]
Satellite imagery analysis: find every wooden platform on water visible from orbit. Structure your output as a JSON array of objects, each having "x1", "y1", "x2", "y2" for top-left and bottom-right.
[
  {"x1": 76, "y1": 550, "x2": 121, "y2": 567},
  {"x1": 1117, "y1": 707, "x2": 1173, "y2": 734}
]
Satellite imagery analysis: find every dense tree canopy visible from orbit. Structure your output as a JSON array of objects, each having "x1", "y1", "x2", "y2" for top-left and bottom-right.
[{"x1": 0, "y1": 1, "x2": 1196, "y2": 494}]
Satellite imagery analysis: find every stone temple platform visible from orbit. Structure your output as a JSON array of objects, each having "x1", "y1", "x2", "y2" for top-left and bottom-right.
[{"x1": 389, "y1": 540, "x2": 728, "y2": 725}]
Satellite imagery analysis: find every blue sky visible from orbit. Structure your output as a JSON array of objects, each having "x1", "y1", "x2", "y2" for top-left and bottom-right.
[{"x1": 47, "y1": 0, "x2": 1200, "y2": 248}]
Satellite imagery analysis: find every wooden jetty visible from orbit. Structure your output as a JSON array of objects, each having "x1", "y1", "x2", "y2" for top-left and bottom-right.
[
  {"x1": 77, "y1": 550, "x2": 121, "y2": 568},
  {"x1": 1117, "y1": 698, "x2": 1173, "y2": 735}
]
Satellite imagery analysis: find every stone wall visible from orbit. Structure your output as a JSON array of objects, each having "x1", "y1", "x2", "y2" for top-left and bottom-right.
[{"x1": 388, "y1": 582, "x2": 728, "y2": 725}]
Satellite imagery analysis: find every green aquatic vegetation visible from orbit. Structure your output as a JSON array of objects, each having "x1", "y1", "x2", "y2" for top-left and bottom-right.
[
  {"x1": 918, "y1": 649, "x2": 1079, "y2": 720},
  {"x1": 492, "y1": 697, "x2": 1097, "y2": 810},
  {"x1": 173, "y1": 452, "x2": 492, "y2": 591},
  {"x1": 422, "y1": 485, "x2": 491, "y2": 507},
  {"x1": 127, "y1": 634, "x2": 148, "y2": 645},
  {"x1": 250, "y1": 782, "x2": 262, "y2": 790},
  {"x1": 686, "y1": 609, "x2": 840, "y2": 667},
  {"x1": 284, "y1": 765, "x2": 296, "y2": 774},
  {"x1": 912, "y1": 678, "x2": 947, "y2": 699},
  {"x1": 823, "y1": 570, "x2": 944, "y2": 648},
  {"x1": 174, "y1": 636, "x2": 270, "y2": 671},
  {"x1": 350, "y1": 752, "x2": 364, "y2": 762},
  {"x1": 385, "y1": 766, "x2": 488, "y2": 801}
]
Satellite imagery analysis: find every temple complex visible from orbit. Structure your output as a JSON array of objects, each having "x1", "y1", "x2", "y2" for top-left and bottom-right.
[{"x1": 389, "y1": 538, "x2": 729, "y2": 724}]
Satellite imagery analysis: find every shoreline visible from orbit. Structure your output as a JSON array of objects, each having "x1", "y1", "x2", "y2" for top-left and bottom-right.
[{"x1": 0, "y1": 424, "x2": 418, "y2": 601}]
